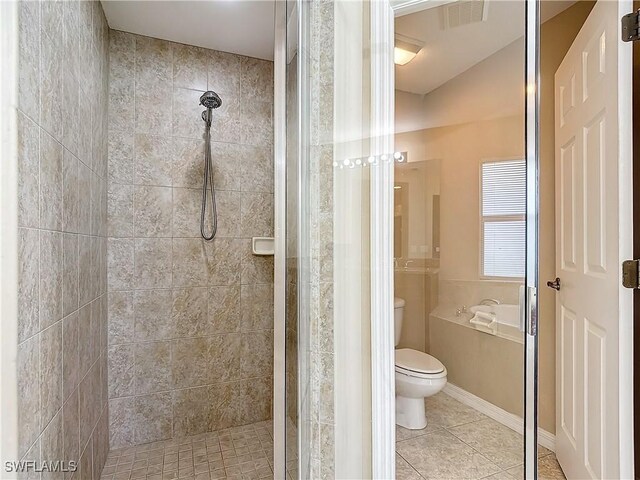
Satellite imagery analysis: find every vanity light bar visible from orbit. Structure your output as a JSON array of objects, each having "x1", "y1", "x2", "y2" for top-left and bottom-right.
[{"x1": 333, "y1": 151, "x2": 408, "y2": 169}]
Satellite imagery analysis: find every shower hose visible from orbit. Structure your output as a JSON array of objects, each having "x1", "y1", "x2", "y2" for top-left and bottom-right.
[{"x1": 201, "y1": 123, "x2": 218, "y2": 240}]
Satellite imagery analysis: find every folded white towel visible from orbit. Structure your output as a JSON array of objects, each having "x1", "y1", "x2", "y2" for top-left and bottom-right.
[{"x1": 474, "y1": 311, "x2": 495, "y2": 322}]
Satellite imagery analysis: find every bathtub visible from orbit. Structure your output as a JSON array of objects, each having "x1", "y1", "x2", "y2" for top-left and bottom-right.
[{"x1": 431, "y1": 304, "x2": 523, "y2": 344}]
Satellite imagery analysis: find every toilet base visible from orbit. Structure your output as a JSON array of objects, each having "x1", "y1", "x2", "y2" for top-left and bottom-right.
[{"x1": 396, "y1": 395, "x2": 427, "y2": 430}]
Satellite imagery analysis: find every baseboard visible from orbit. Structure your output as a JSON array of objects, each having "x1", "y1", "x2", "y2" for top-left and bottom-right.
[{"x1": 443, "y1": 383, "x2": 556, "y2": 452}]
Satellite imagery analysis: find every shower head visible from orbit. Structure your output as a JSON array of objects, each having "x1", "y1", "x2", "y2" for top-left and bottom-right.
[{"x1": 200, "y1": 91, "x2": 222, "y2": 110}]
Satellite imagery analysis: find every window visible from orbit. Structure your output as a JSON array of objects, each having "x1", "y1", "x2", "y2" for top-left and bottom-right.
[{"x1": 480, "y1": 159, "x2": 526, "y2": 278}]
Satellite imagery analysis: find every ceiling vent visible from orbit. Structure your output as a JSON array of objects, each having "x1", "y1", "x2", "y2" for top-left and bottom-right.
[{"x1": 441, "y1": 0, "x2": 488, "y2": 29}]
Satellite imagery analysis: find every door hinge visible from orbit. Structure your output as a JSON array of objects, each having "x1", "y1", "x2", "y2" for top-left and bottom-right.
[
  {"x1": 622, "y1": 10, "x2": 640, "y2": 42},
  {"x1": 622, "y1": 260, "x2": 640, "y2": 288}
]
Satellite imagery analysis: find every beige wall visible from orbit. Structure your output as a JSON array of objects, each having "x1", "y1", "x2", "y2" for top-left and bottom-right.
[
  {"x1": 394, "y1": 0, "x2": 594, "y2": 435},
  {"x1": 106, "y1": 31, "x2": 274, "y2": 447},
  {"x1": 16, "y1": 0, "x2": 110, "y2": 477}
]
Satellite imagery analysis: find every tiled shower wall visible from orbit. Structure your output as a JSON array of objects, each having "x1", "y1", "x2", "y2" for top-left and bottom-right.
[
  {"x1": 106, "y1": 31, "x2": 274, "y2": 448},
  {"x1": 16, "y1": 0, "x2": 110, "y2": 478}
]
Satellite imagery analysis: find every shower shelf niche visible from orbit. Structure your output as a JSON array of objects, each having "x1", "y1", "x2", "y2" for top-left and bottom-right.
[{"x1": 252, "y1": 237, "x2": 275, "y2": 255}]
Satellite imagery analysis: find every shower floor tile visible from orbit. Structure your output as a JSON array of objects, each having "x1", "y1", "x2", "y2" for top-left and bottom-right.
[
  {"x1": 101, "y1": 420, "x2": 274, "y2": 480},
  {"x1": 396, "y1": 392, "x2": 566, "y2": 480}
]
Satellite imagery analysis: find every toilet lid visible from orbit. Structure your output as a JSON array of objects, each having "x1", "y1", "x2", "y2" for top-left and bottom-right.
[{"x1": 395, "y1": 348, "x2": 445, "y2": 375}]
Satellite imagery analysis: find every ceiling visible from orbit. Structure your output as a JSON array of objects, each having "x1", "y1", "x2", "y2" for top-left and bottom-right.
[
  {"x1": 101, "y1": 1, "x2": 275, "y2": 61},
  {"x1": 395, "y1": 0, "x2": 576, "y2": 95}
]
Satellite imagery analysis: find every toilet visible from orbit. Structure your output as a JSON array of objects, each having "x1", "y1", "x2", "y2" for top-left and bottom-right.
[{"x1": 394, "y1": 297, "x2": 447, "y2": 430}]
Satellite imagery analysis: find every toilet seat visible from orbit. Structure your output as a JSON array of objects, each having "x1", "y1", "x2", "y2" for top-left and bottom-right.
[{"x1": 395, "y1": 348, "x2": 447, "y2": 379}]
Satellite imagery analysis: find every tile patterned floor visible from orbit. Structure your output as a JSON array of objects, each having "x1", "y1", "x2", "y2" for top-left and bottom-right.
[
  {"x1": 101, "y1": 394, "x2": 566, "y2": 480},
  {"x1": 100, "y1": 421, "x2": 274, "y2": 480},
  {"x1": 396, "y1": 393, "x2": 567, "y2": 480}
]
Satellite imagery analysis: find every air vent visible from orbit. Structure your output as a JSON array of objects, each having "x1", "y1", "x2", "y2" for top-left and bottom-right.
[{"x1": 441, "y1": 0, "x2": 487, "y2": 29}]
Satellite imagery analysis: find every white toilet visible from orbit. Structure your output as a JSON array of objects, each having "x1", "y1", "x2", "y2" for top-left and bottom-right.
[{"x1": 394, "y1": 297, "x2": 447, "y2": 430}]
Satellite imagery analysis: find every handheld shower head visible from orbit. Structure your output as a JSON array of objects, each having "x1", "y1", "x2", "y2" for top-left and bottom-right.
[{"x1": 199, "y1": 91, "x2": 222, "y2": 110}]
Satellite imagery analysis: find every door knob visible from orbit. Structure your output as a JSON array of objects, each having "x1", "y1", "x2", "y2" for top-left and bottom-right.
[{"x1": 546, "y1": 277, "x2": 561, "y2": 291}]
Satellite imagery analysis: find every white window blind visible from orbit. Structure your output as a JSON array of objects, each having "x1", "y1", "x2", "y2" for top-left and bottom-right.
[{"x1": 481, "y1": 159, "x2": 526, "y2": 278}]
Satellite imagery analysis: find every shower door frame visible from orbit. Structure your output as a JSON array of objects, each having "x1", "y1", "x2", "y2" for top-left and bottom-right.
[
  {"x1": 0, "y1": 0, "x2": 19, "y2": 473},
  {"x1": 376, "y1": 0, "x2": 541, "y2": 477}
]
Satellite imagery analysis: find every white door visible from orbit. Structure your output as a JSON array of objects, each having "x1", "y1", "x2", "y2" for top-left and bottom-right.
[{"x1": 554, "y1": 1, "x2": 633, "y2": 479}]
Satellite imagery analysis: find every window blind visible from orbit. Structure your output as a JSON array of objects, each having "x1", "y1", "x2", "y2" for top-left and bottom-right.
[{"x1": 481, "y1": 159, "x2": 526, "y2": 278}]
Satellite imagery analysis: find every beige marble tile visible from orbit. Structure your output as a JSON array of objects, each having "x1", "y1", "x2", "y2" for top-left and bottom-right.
[
  {"x1": 240, "y1": 57, "x2": 273, "y2": 102},
  {"x1": 239, "y1": 145, "x2": 273, "y2": 194},
  {"x1": 396, "y1": 429, "x2": 501, "y2": 480},
  {"x1": 135, "y1": 341, "x2": 172, "y2": 394},
  {"x1": 78, "y1": 235, "x2": 92, "y2": 305},
  {"x1": 62, "y1": 150, "x2": 79, "y2": 233},
  {"x1": 211, "y1": 93, "x2": 242, "y2": 145},
  {"x1": 173, "y1": 188, "x2": 201, "y2": 238},
  {"x1": 240, "y1": 100, "x2": 273, "y2": 148},
  {"x1": 62, "y1": 67, "x2": 80, "y2": 156},
  {"x1": 41, "y1": 409, "x2": 64, "y2": 480},
  {"x1": 108, "y1": 344, "x2": 135, "y2": 398},
  {"x1": 173, "y1": 87, "x2": 207, "y2": 139},
  {"x1": 110, "y1": 396, "x2": 136, "y2": 448},
  {"x1": 63, "y1": 389, "x2": 80, "y2": 474},
  {"x1": 76, "y1": 303, "x2": 93, "y2": 378},
  {"x1": 135, "y1": 36, "x2": 173, "y2": 83},
  {"x1": 240, "y1": 284, "x2": 273, "y2": 332},
  {"x1": 78, "y1": 361, "x2": 101, "y2": 449},
  {"x1": 133, "y1": 288, "x2": 174, "y2": 341},
  {"x1": 62, "y1": 234, "x2": 79, "y2": 317},
  {"x1": 211, "y1": 190, "x2": 242, "y2": 239},
  {"x1": 424, "y1": 392, "x2": 488, "y2": 430},
  {"x1": 90, "y1": 172, "x2": 107, "y2": 237},
  {"x1": 171, "y1": 337, "x2": 213, "y2": 389},
  {"x1": 484, "y1": 471, "x2": 517, "y2": 480},
  {"x1": 207, "y1": 285, "x2": 241, "y2": 334},
  {"x1": 173, "y1": 287, "x2": 208, "y2": 337},
  {"x1": 17, "y1": 0, "x2": 40, "y2": 122},
  {"x1": 40, "y1": 230, "x2": 63, "y2": 329},
  {"x1": 172, "y1": 136, "x2": 205, "y2": 190},
  {"x1": 108, "y1": 238, "x2": 135, "y2": 290},
  {"x1": 62, "y1": 311, "x2": 79, "y2": 399},
  {"x1": 108, "y1": 183, "x2": 134, "y2": 237},
  {"x1": 135, "y1": 80, "x2": 172, "y2": 136},
  {"x1": 173, "y1": 385, "x2": 219, "y2": 437},
  {"x1": 240, "y1": 240, "x2": 273, "y2": 285},
  {"x1": 108, "y1": 291, "x2": 134, "y2": 345},
  {"x1": 18, "y1": 334, "x2": 40, "y2": 458},
  {"x1": 18, "y1": 227, "x2": 39, "y2": 343},
  {"x1": 173, "y1": 44, "x2": 208, "y2": 91},
  {"x1": 109, "y1": 75, "x2": 135, "y2": 133},
  {"x1": 538, "y1": 454, "x2": 566, "y2": 480},
  {"x1": 240, "y1": 192, "x2": 273, "y2": 238},
  {"x1": 134, "y1": 238, "x2": 172, "y2": 289},
  {"x1": 209, "y1": 50, "x2": 242, "y2": 95},
  {"x1": 134, "y1": 133, "x2": 173, "y2": 187},
  {"x1": 77, "y1": 160, "x2": 92, "y2": 235},
  {"x1": 108, "y1": 130, "x2": 134, "y2": 184},
  {"x1": 133, "y1": 185, "x2": 172, "y2": 237},
  {"x1": 39, "y1": 323, "x2": 63, "y2": 430},
  {"x1": 206, "y1": 238, "x2": 243, "y2": 286},
  {"x1": 135, "y1": 392, "x2": 173, "y2": 445},
  {"x1": 210, "y1": 142, "x2": 242, "y2": 192},
  {"x1": 240, "y1": 331, "x2": 273, "y2": 378},
  {"x1": 39, "y1": 129, "x2": 64, "y2": 231},
  {"x1": 17, "y1": 111, "x2": 40, "y2": 228},
  {"x1": 40, "y1": 29, "x2": 64, "y2": 142},
  {"x1": 448, "y1": 418, "x2": 524, "y2": 470},
  {"x1": 173, "y1": 238, "x2": 209, "y2": 287}
]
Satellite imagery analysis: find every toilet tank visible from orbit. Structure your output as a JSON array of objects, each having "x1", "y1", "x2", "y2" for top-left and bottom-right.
[{"x1": 394, "y1": 297, "x2": 405, "y2": 346}]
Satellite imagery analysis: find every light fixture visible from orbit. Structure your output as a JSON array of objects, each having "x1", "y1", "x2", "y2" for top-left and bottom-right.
[{"x1": 394, "y1": 35, "x2": 423, "y2": 66}]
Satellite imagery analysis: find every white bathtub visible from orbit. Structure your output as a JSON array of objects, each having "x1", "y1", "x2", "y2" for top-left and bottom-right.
[{"x1": 431, "y1": 304, "x2": 523, "y2": 344}]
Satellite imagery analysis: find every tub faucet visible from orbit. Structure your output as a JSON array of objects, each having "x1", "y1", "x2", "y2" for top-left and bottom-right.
[{"x1": 480, "y1": 298, "x2": 500, "y2": 306}]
